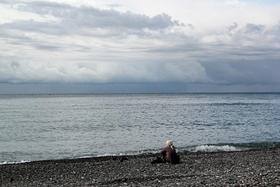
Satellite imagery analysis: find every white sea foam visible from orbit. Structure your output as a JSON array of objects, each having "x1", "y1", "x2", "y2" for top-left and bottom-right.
[
  {"x1": 96, "y1": 153, "x2": 117, "y2": 157},
  {"x1": 96, "y1": 150, "x2": 158, "y2": 157},
  {"x1": 194, "y1": 145, "x2": 240, "y2": 152},
  {"x1": 0, "y1": 160, "x2": 29, "y2": 165}
]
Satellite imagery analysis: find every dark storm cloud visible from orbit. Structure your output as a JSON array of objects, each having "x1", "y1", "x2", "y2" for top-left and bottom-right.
[
  {"x1": 0, "y1": 0, "x2": 181, "y2": 51},
  {"x1": 0, "y1": 20, "x2": 70, "y2": 35},
  {"x1": 14, "y1": 1, "x2": 179, "y2": 31},
  {"x1": 200, "y1": 60, "x2": 280, "y2": 85},
  {"x1": 244, "y1": 24, "x2": 265, "y2": 34},
  {"x1": 140, "y1": 21, "x2": 280, "y2": 87}
]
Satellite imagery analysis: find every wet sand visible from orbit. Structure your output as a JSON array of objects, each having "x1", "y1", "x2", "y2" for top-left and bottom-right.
[{"x1": 1, "y1": 148, "x2": 280, "y2": 186}]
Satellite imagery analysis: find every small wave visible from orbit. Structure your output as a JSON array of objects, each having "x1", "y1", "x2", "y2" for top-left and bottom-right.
[
  {"x1": 96, "y1": 153, "x2": 117, "y2": 157},
  {"x1": 189, "y1": 142, "x2": 280, "y2": 152},
  {"x1": 0, "y1": 160, "x2": 29, "y2": 165},
  {"x1": 206, "y1": 102, "x2": 265, "y2": 106},
  {"x1": 193, "y1": 145, "x2": 240, "y2": 152},
  {"x1": 96, "y1": 149, "x2": 158, "y2": 157}
]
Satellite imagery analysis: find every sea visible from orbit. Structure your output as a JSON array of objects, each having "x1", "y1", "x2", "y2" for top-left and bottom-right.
[{"x1": 1, "y1": 93, "x2": 280, "y2": 164}]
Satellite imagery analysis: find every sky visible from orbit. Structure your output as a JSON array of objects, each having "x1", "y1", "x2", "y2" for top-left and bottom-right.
[{"x1": 0, "y1": 0, "x2": 280, "y2": 93}]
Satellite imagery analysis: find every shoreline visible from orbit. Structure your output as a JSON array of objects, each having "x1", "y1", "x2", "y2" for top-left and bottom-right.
[
  {"x1": 3, "y1": 141, "x2": 280, "y2": 166},
  {"x1": 1, "y1": 148, "x2": 280, "y2": 186},
  {"x1": 0, "y1": 145, "x2": 276, "y2": 166}
]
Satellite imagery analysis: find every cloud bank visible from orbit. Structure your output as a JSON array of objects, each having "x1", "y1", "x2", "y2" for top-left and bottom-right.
[{"x1": 0, "y1": 0, "x2": 280, "y2": 92}]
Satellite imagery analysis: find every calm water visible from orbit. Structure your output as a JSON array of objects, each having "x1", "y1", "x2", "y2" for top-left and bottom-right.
[{"x1": 1, "y1": 93, "x2": 280, "y2": 163}]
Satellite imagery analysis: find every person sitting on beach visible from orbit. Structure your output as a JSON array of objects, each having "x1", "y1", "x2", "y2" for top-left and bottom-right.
[
  {"x1": 160, "y1": 140, "x2": 180, "y2": 164},
  {"x1": 152, "y1": 140, "x2": 180, "y2": 164}
]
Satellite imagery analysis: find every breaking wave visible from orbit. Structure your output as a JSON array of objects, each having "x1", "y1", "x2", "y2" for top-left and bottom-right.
[{"x1": 193, "y1": 145, "x2": 240, "y2": 152}]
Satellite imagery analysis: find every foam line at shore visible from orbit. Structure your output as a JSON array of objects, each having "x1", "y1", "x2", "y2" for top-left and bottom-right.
[{"x1": 2, "y1": 142, "x2": 280, "y2": 165}]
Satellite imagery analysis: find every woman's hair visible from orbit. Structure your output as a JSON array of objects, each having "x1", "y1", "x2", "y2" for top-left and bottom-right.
[{"x1": 166, "y1": 140, "x2": 174, "y2": 149}]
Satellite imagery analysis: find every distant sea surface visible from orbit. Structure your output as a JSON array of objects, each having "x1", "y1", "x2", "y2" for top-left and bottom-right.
[{"x1": 1, "y1": 93, "x2": 280, "y2": 164}]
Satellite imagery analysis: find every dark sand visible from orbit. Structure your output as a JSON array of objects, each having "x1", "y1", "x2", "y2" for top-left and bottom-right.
[{"x1": 1, "y1": 148, "x2": 280, "y2": 186}]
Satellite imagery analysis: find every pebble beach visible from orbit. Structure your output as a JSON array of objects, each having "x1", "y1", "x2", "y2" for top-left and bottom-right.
[{"x1": 1, "y1": 148, "x2": 280, "y2": 186}]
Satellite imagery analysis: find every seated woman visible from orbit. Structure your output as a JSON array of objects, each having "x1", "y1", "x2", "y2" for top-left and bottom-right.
[
  {"x1": 152, "y1": 140, "x2": 180, "y2": 164},
  {"x1": 161, "y1": 140, "x2": 180, "y2": 164}
]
